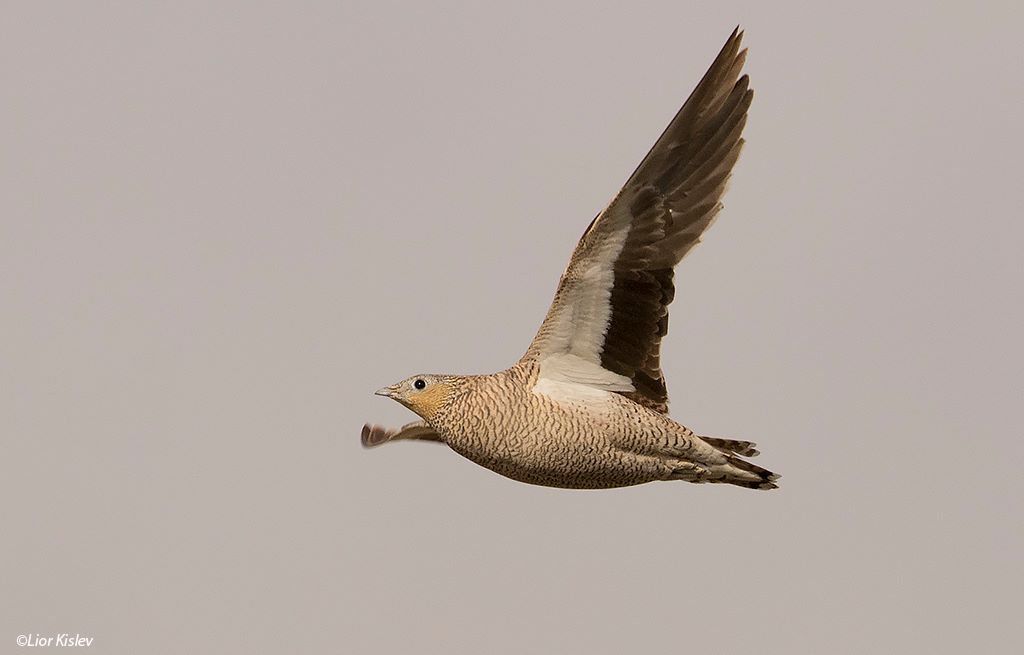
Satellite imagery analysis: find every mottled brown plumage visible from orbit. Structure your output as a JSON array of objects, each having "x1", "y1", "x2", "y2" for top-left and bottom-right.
[{"x1": 363, "y1": 28, "x2": 779, "y2": 491}]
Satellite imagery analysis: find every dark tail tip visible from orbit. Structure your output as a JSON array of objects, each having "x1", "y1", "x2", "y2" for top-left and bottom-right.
[{"x1": 727, "y1": 456, "x2": 781, "y2": 490}]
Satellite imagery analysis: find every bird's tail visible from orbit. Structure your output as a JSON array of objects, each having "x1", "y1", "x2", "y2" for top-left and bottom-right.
[
  {"x1": 718, "y1": 454, "x2": 780, "y2": 490},
  {"x1": 698, "y1": 435, "x2": 778, "y2": 489}
]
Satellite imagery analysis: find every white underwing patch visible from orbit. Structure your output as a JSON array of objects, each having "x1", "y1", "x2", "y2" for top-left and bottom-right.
[
  {"x1": 532, "y1": 376, "x2": 618, "y2": 406},
  {"x1": 536, "y1": 352, "x2": 634, "y2": 391},
  {"x1": 538, "y1": 214, "x2": 632, "y2": 365}
]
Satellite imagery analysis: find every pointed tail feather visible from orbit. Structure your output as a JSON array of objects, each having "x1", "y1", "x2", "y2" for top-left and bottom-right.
[{"x1": 720, "y1": 455, "x2": 780, "y2": 490}]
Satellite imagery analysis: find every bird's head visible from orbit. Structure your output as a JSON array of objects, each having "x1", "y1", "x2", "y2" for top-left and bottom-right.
[{"x1": 375, "y1": 374, "x2": 457, "y2": 422}]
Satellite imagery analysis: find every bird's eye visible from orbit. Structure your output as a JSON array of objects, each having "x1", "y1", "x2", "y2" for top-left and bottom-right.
[{"x1": 413, "y1": 379, "x2": 426, "y2": 390}]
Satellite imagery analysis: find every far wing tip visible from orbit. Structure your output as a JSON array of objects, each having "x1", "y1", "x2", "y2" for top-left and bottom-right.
[{"x1": 361, "y1": 423, "x2": 390, "y2": 448}]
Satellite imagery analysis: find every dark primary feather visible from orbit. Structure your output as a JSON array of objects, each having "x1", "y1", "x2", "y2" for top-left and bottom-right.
[
  {"x1": 524, "y1": 28, "x2": 752, "y2": 414},
  {"x1": 361, "y1": 421, "x2": 443, "y2": 448}
]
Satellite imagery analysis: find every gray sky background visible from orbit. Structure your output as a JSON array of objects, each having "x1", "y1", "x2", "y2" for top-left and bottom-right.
[{"x1": 3, "y1": 2, "x2": 1022, "y2": 653}]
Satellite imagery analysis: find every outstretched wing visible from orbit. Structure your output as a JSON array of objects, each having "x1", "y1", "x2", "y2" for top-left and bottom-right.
[
  {"x1": 522, "y1": 28, "x2": 751, "y2": 413},
  {"x1": 361, "y1": 421, "x2": 443, "y2": 448}
]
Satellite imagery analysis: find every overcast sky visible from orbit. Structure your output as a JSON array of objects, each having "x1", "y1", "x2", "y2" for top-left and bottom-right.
[{"x1": 2, "y1": 2, "x2": 1022, "y2": 653}]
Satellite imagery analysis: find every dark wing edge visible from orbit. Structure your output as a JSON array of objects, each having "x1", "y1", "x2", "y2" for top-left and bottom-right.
[{"x1": 522, "y1": 28, "x2": 752, "y2": 414}]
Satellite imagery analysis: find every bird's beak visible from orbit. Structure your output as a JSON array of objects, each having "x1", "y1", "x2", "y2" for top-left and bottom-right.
[{"x1": 375, "y1": 385, "x2": 397, "y2": 398}]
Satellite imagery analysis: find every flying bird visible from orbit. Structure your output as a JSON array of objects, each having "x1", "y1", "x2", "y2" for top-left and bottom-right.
[{"x1": 363, "y1": 28, "x2": 778, "y2": 490}]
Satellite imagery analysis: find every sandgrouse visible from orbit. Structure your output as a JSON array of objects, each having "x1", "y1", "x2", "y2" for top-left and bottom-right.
[{"x1": 363, "y1": 28, "x2": 779, "y2": 490}]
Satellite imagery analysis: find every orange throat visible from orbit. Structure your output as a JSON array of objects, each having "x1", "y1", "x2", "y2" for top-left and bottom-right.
[{"x1": 404, "y1": 383, "x2": 451, "y2": 422}]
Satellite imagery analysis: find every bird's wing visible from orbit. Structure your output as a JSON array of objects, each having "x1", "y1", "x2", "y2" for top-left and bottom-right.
[
  {"x1": 361, "y1": 421, "x2": 443, "y2": 448},
  {"x1": 522, "y1": 28, "x2": 751, "y2": 413}
]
